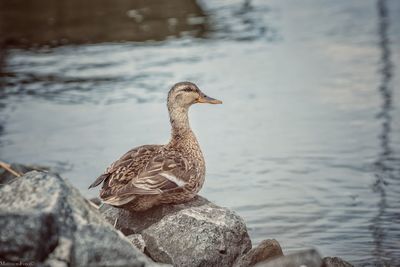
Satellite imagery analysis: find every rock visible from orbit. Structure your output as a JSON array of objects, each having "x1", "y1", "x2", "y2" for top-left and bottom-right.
[
  {"x1": 100, "y1": 195, "x2": 252, "y2": 267},
  {"x1": 44, "y1": 237, "x2": 73, "y2": 267},
  {"x1": 234, "y1": 239, "x2": 284, "y2": 267},
  {"x1": 100, "y1": 196, "x2": 213, "y2": 234},
  {"x1": 254, "y1": 249, "x2": 322, "y2": 267},
  {"x1": 72, "y1": 224, "x2": 154, "y2": 267},
  {"x1": 0, "y1": 163, "x2": 48, "y2": 186},
  {"x1": 127, "y1": 234, "x2": 146, "y2": 253},
  {"x1": 90, "y1": 197, "x2": 102, "y2": 206},
  {"x1": 0, "y1": 212, "x2": 58, "y2": 263},
  {"x1": 322, "y1": 256, "x2": 353, "y2": 267},
  {"x1": 0, "y1": 171, "x2": 166, "y2": 267}
]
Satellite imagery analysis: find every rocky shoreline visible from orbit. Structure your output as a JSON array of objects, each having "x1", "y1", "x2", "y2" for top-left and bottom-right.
[{"x1": 0, "y1": 169, "x2": 353, "y2": 267}]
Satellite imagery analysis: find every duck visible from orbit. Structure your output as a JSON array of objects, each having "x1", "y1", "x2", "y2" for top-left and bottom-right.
[{"x1": 88, "y1": 81, "x2": 222, "y2": 211}]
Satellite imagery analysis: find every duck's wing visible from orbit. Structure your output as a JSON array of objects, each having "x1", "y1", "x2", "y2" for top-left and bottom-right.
[
  {"x1": 101, "y1": 152, "x2": 191, "y2": 206},
  {"x1": 88, "y1": 145, "x2": 161, "y2": 189}
]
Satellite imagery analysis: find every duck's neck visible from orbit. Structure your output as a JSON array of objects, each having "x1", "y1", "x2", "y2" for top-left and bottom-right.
[{"x1": 168, "y1": 105, "x2": 195, "y2": 143}]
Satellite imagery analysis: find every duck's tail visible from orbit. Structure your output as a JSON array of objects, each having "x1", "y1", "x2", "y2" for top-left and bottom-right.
[
  {"x1": 103, "y1": 194, "x2": 137, "y2": 207},
  {"x1": 88, "y1": 173, "x2": 109, "y2": 189}
]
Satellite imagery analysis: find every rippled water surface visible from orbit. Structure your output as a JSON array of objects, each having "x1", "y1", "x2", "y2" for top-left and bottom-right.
[{"x1": 1, "y1": 0, "x2": 400, "y2": 265}]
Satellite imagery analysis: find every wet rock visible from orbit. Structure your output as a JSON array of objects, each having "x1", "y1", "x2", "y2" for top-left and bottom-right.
[
  {"x1": 234, "y1": 239, "x2": 283, "y2": 267},
  {"x1": 322, "y1": 256, "x2": 353, "y2": 267},
  {"x1": 254, "y1": 249, "x2": 322, "y2": 267},
  {"x1": 0, "y1": 171, "x2": 164, "y2": 266},
  {"x1": 100, "y1": 195, "x2": 252, "y2": 267}
]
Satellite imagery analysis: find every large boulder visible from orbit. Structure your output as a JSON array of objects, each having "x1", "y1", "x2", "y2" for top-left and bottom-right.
[
  {"x1": 100, "y1": 195, "x2": 252, "y2": 267},
  {"x1": 0, "y1": 171, "x2": 166, "y2": 267}
]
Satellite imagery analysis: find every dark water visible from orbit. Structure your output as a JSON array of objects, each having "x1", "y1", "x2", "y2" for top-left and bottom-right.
[{"x1": 1, "y1": 0, "x2": 400, "y2": 265}]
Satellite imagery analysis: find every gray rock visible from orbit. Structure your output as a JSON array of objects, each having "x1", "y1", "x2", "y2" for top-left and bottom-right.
[
  {"x1": 44, "y1": 237, "x2": 72, "y2": 267},
  {"x1": 234, "y1": 239, "x2": 283, "y2": 267},
  {"x1": 0, "y1": 212, "x2": 58, "y2": 263},
  {"x1": 322, "y1": 256, "x2": 353, "y2": 267},
  {"x1": 100, "y1": 196, "x2": 219, "y2": 235},
  {"x1": 254, "y1": 249, "x2": 322, "y2": 267},
  {"x1": 127, "y1": 234, "x2": 146, "y2": 253},
  {"x1": 0, "y1": 171, "x2": 165, "y2": 266},
  {"x1": 100, "y1": 195, "x2": 252, "y2": 267}
]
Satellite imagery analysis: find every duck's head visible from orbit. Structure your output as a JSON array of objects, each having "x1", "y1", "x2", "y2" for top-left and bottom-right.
[{"x1": 167, "y1": 82, "x2": 222, "y2": 110}]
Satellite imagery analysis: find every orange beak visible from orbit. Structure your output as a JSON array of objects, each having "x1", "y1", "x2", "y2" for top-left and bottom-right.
[{"x1": 196, "y1": 93, "x2": 223, "y2": 104}]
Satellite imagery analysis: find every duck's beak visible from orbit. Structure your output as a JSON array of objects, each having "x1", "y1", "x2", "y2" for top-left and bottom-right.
[{"x1": 196, "y1": 93, "x2": 223, "y2": 104}]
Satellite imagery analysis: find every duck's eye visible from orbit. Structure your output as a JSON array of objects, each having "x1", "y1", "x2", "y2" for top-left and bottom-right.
[{"x1": 182, "y1": 88, "x2": 193, "y2": 92}]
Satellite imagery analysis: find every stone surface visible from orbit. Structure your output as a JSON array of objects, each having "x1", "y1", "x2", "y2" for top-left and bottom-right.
[
  {"x1": 100, "y1": 195, "x2": 252, "y2": 267},
  {"x1": 254, "y1": 249, "x2": 322, "y2": 267},
  {"x1": 89, "y1": 197, "x2": 102, "y2": 206},
  {"x1": 322, "y1": 256, "x2": 354, "y2": 267},
  {"x1": 0, "y1": 212, "x2": 58, "y2": 263},
  {"x1": 44, "y1": 237, "x2": 73, "y2": 267},
  {"x1": 0, "y1": 171, "x2": 165, "y2": 266},
  {"x1": 234, "y1": 239, "x2": 284, "y2": 267},
  {"x1": 127, "y1": 234, "x2": 146, "y2": 253}
]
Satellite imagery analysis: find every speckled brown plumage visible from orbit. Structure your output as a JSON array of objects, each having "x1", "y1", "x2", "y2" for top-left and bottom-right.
[{"x1": 89, "y1": 82, "x2": 222, "y2": 211}]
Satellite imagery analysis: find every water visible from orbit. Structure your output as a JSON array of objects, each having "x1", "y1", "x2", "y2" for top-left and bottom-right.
[{"x1": 1, "y1": 0, "x2": 400, "y2": 265}]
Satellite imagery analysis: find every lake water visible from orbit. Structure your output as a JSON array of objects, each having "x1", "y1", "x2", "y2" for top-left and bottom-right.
[{"x1": 1, "y1": 0, "x2": 400, "y2": 266}]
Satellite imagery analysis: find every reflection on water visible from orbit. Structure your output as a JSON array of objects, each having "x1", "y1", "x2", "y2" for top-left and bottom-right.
[
  {"x1": 371, "y1": 0, "x2": 400, "y2": 266},
  {"x1": 0, "y1": 0, "x2": 208, "y2": 47},
  {"x1": 204, "y1": 0, "x2": 278, "y2": 42},
  {"x1": 0, "y1": 0, "x2": 276, "y2": 104},
  {"x1": 1, "y1": 0, "x2": 400, "y2": 265}
]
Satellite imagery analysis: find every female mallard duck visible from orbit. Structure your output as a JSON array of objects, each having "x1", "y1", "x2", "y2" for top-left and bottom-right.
[{"x1": 89, "y1": 82, "x2": 222, "y2": 211}]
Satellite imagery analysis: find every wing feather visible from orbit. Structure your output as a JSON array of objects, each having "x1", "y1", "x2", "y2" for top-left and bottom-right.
[{"x1": 91, "y1": 145, "x2": 191, "y2": 206}]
